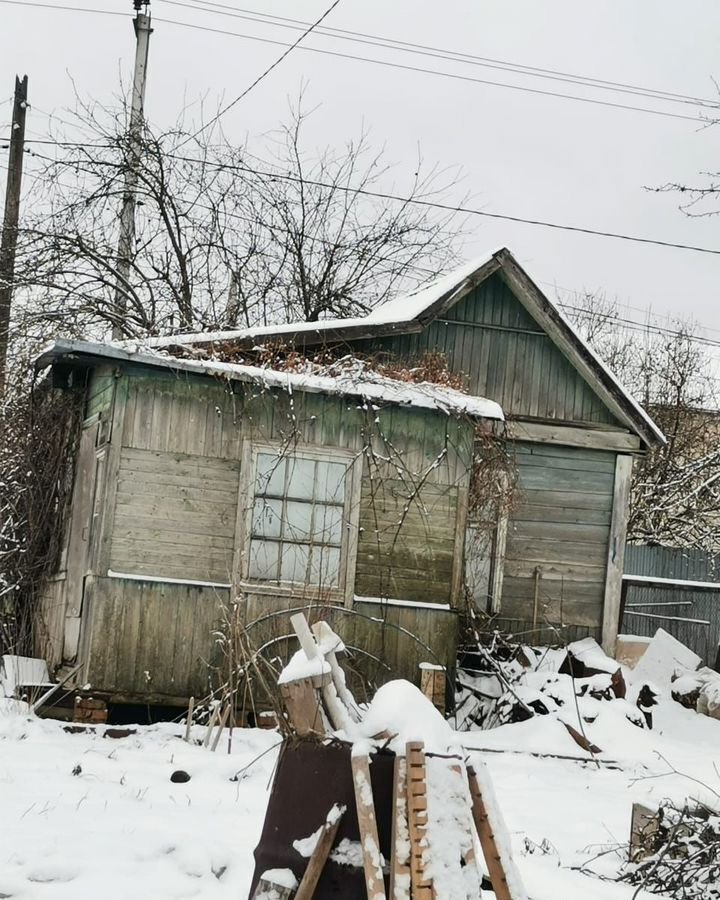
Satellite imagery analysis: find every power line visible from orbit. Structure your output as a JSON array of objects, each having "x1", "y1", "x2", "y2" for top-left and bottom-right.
[
  {"x1": 2, "y1": 0, "x2": 714, "y2": 127},
  {"x1": 179, "y1": 0, "x2": 344, "y2": 146},
  {"x1": 7, "y1": 146, "x2": 720, "y2": 351},
  {"x1": 0, "y1": 0, "x2": 126, "y2": 16},
  {"x1": 5, "y1": 135, "x2": 720, "y2": 257},
  {"x1": 163, "y1": 151, "x2": 720, "y2": 256},
  {"x1": 0, "y1": 0, "x2": 707, "y2": 124},
  {"x1": 157, "y1": 0, "x2": 719, "y2": 110},
  {"x1": 149, "y1": 15, "x2": 705, "y2": 124}
]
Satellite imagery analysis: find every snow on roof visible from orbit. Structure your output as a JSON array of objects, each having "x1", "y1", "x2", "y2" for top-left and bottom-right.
[
  {"x1": 37, "y1": 338, "x2": 504, "y2": 421},
  {"x1": 139, "y1": 250, "x2": 500, "y2": 351}
]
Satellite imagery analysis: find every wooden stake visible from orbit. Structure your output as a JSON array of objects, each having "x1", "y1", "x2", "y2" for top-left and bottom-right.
[
  {"x1": 210, "y1": 704, "x2": 231, "y2": 752},
  {"x1": 351, "y1": 753, "x2": 387, "y2": 900},
  {"x1": 203, "y1": 702, "x2": 221, "y2": 748},
  {"x1": 290, "y1": 613, "x2": 349, "y2": 732},
  {"x1": 294, "y1": 803, "x2": 346, "y2": 900},
  {"x1": 405, "y1": 741, "x2": 433, "y2": 899},
  {"x1": 280, "y1": 675, "x2": 326, "y2": 737},
  {"x1": 184, "y1": 695, "x2": 194, "y2": 742},
  {"x1": 467, "y1": 766, "x2": 519, "y2": 900},
  {"x1": 389, "y1": 754, "x2": 411, "y2": 900}
]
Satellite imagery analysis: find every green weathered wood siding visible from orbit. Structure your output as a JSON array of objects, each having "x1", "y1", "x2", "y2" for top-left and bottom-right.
[
  {"x1": 110, "y1": 448, "x2": 240, "y2": 584},
  {"x1": 498, "y1": 441, "x2": 614, "y2": 636},
  {"x1": 360, "y1": 272, "x2": 621, "y2": 427},
  {"x1": 72, "y1": 365, "x2": 472, "y2": 700},
  {"x1": 356, "y1": 480, "x2": 459, "y2": 604},
  {"x1": 83, "y1": 575, "x2": 227, "y2": 701}
]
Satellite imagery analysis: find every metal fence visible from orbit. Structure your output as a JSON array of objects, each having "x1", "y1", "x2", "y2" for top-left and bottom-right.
[{"x1": 621, "y1": 544, "x2": 720, "y2": 666}]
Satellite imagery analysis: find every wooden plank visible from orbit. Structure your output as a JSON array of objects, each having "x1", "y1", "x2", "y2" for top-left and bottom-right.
[
  {"x1": 466, "y1": 765, "x2": 517, "y2": 900},
  {"x1": 504, "y1": 537, "x2": 609, "y2": 567},
  {"x1": 602, "y1": 454, "x2": 633, "y2": 655},
  {"x1": 512, "y1": 488, "x2": 613, "y2": 511},
  {"x1": 517, "y1": 466, "x2": 614, "y2": 494},
  {"x1": 504, "y1": 559, "x2": 606, "y2": 580},
  {"x1": 351, "y1": 753, "x2": 387, "y2": 900},
  {"x1": 279, "y1": 676, "x2": 325, "y2": 737},
  {"x1": 507, "y1": 420, "x2": 640, "y2": 452},
  {"x1": 389, "y1": 755, "x2": 411, "y2": 900},
  {"x1": 294, "y1": 804, "x2": 346, "y2": 900},
  {"x1": 405, "y1": 741, "x2": 433, "y2": 899},
  {"x1": 113, "y1": 511, "x2": 236, "y2": 539}
]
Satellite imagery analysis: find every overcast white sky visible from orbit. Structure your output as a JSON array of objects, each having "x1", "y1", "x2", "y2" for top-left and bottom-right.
[{"x1": 1, "y1": 0, "x2": 719, "y2": 337}]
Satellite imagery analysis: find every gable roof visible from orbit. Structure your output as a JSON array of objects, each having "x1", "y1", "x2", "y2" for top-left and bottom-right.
[
  {"x1": 36, "y1": 338, "x2": 504, "y2": 422},
  {"x1": 141, "y1": 247, "x2": 664, "y2": 448}
]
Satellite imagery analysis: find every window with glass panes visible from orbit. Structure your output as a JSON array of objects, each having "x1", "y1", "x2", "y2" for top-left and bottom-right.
[{"x1": 248, "y1": 452, "x2": 348, "y2": 588}]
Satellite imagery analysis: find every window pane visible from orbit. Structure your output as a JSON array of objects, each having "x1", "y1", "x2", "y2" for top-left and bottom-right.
[
  {"x1": 285, "y1": 457, "x2": 316, "y2": 500},
  {"x1": 252, "y1": 497, "x2": 282, "y2": 538},
  {"x1": 280, "y1": 543, "x2": 310, "y2": 583},
  {"x1": 248, "y1": 539, "x2": 280, "y2": 581},
  {"x1": 284, "y1": 500, "x2": 313, "y2": 541},
  {"x1": 313, "y1": 503, "x2": 343, "y2": 544},
  {"x1": 309, "y1": 545, "x2": 341, "y2": 588},
  {"x1": 316, "y1": 460, "x2": 347, "y2": 503},
  {"x1": 256, "y1": 453, "x2": 286, "y2": 496}
]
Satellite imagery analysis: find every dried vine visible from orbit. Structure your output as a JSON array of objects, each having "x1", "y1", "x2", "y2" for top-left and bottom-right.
[{"x1": 0, "y1": 379, "x2": 84, "y2": 657}]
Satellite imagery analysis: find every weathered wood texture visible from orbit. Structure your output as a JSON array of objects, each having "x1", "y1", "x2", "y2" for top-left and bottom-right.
[
  {"x1": 110, "y1": 447, "x2": 240, "y2": 584},
  {"x1": 83, "y1": 575, "x2": 227, "y2": 700},
  {"x1": 498, "y1": 441, "x2": 615, "y2": 634},
  {"x1": 240, "y1": 596, "x2": 458, "y2": 694},
  {"x1": 57, "y1": 366, "x2": 471, "y2": 700},
  {"x1": 359, "y1": 271, "x2": 622, "y2": 427},
  {"x1": 35, "y1": 576, "x2": 66, "y2": 670}
]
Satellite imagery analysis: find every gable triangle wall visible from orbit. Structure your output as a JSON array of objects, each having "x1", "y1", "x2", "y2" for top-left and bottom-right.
[{"x1": 362, "y1": 272, "x2": 624, "y2": 429}]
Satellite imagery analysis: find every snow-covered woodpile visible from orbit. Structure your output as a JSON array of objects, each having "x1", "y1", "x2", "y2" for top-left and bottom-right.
[{"x1": 250, "y1": 613, "x2": 527, "y2": 900}]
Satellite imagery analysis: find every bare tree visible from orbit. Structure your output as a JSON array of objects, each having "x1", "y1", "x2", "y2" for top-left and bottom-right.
[
  {"x1": 566, "y1": 293, "x2": 720, "y2": 551},
  {"x1": 9, "y1": 96, "x2": 465, "y2": 343}
]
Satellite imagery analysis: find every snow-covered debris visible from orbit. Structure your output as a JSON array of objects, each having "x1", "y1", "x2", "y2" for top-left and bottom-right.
[
  {"x1": 277, "y1": 648, "x2": 330, "y2": 685},
  {"x1": 631, "y1": 628, "x2": 702, "y2": 692},
  {"x1": 0, "y1": 655, "x2": 51, "y2": 697},
  {"x1": 356, "y1": 679, "x2": 458, "y2": 753},
  {"x1": 37, "y1": 338, "x2": 504, "y2": 421}
]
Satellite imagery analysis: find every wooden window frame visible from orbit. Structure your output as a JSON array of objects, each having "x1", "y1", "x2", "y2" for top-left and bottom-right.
[{"x1": 234, "y1": 440, "x2": 363, "y2": 607}]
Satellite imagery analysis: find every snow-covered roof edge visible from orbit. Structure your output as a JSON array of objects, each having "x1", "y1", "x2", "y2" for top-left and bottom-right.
[
  {"x1": 36, "y1": 338, "x2": 504, "y2": 421},
  {"x1": 106, "y1": 245, "x2": 664, "y2": 447},
  {"x1": 137, "y1": 250, "x2": 501, "y2": 351}
]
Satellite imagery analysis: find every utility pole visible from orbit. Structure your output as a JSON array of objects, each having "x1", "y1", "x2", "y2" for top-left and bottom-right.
[
  {"x1": 112, "y1": 0, "x2": 152, "y2": 340},
  {"x1": 0, "y1": 75, "x2": 28, "y2": 399}
]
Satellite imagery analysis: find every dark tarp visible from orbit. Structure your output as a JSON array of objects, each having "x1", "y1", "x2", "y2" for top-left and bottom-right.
[{"x1": 248, "y1": 738, "x2": 395, "y2": 898}]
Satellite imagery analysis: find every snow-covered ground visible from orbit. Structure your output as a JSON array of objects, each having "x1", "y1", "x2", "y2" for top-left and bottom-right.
[{"x1": 0, "y1": 691, "x2": 718, "y2": 899}]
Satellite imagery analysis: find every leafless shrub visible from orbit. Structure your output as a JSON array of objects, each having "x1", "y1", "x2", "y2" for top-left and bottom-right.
[
  {"x1": 0, "y1": 376, "x2": 83, "y2": 657},
  {"x1": 620, "y1": 800, "x2": 720, "y2": 899}
]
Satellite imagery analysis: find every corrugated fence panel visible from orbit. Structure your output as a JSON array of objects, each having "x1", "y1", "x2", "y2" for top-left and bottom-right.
[{"x1": 622, "y1": 544, "x2": 720, "y2": 665}]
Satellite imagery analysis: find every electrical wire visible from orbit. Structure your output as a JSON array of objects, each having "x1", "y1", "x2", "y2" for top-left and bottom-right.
[
  {"x1": 5, "y1": 152, "x2": 720, "y2": 352},
  {"x1": 177, "y1": 0, "x2": 344, "y2": 146},
  {"x1": 0, "y1": 0, "x2": 712, "y2": 123},
  {"x1": 0, "y1": 0, "x2": 126, "y2": 16},
  {"x1": 5, "y1": 135, "x2": 720, "y2": 257},
  {"x1": 152, "y1": 15, "x2": 705, "y2": 124},
  {"x1": 157, "y1": 0, "x2": 719, "y2": 110}
]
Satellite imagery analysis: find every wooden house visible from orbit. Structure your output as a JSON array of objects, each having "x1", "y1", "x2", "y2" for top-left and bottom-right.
[
  {"x1": 34, "y1": 339, "x2": 503, "y2": 706},
  {"x1": 35, "y1": 246, "x2": 663, "y2": 708}
]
